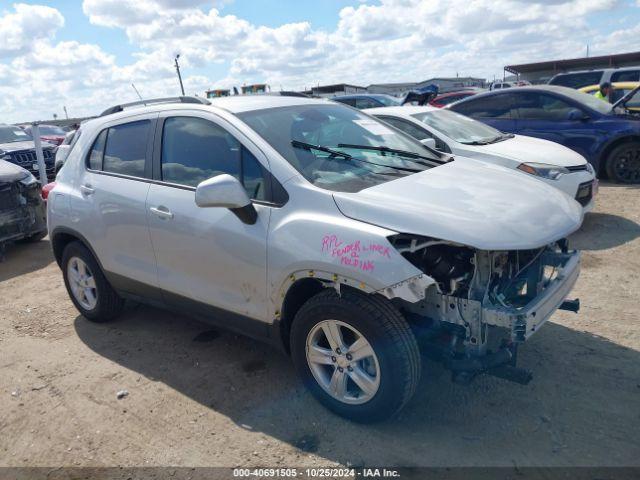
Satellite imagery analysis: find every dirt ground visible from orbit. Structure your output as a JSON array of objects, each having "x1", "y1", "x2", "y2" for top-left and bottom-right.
[{"x1": 1, "y1": 182, "x2": 639, "y2": 469}]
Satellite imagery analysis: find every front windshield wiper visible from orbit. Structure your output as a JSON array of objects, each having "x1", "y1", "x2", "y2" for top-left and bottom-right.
[
  {"x1": 336, "y1": 143, "x2": 445, "y2": 165},
  {"x1": 461, "y1": 133, "x2": 514, "y2": 145},
  {"x1": 291, "y1": 140, "x2": 353, "y2": 159},
  {"x1": 291, "y1": 140, "x2": 423, "y2": 173}
]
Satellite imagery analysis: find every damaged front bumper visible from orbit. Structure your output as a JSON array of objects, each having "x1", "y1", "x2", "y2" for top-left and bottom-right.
[
  {"x1": 394, "y1": 244, "x2": 581, "y2": 385},
  {"x1": 482, "y1": 250, "x2": 580, "y2": 342}
]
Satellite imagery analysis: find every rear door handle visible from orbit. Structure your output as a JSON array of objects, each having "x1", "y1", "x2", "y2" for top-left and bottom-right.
[
  {"x1": 80, "y1": 184, "x2": 95, "y2": 195},
  {"x1": 150, "y1": 206, "x2": 174, "y2": 220}
]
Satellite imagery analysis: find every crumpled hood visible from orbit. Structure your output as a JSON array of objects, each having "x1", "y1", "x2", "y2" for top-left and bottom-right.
[
  {"x1": 473, "y1": 135, "x2": 587, "y2": 167},
  {"x1": 0, "y1": 159, "x2": 29, "y2": 182},
  {"x1": 332, "y1": 158, "x2": 584, "y2": 250}
]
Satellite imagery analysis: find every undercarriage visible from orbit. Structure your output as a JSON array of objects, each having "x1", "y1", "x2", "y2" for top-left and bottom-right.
[{"x1": 388, "y1": 234, "x2": 581, "y2": 384}]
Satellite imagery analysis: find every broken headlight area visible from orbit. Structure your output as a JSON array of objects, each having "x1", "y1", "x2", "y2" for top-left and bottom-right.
[{"x1": 388, "y1": 234, "x2": 581, "y2": 384}]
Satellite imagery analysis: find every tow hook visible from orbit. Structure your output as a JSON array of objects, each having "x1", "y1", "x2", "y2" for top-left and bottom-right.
[{"x1": 559, "y1": 298, "x2": 580, "y2": 313}]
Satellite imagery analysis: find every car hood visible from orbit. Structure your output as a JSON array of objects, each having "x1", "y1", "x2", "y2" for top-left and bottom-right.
[
  {"x1": 470, "y1": 135, "x2": 587, "y2": 167},
  {"x1": 0, "y1": 159, "x2": 29, "y2": 182},
  {"x1": 0, "y1": 140, "x2": 38, "y2": 153},
  {"x1": 332, "y1": 158, "x2": 583, "y2": 250}
]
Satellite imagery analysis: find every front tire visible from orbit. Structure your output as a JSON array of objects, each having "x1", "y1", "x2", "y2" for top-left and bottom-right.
[
  {"x1": 290, "y1": 289, "x2": 421, "y2": 423},
  {"x1": 605, "y1": 142, "x2": 640, "y2": 183},
  {"x1": 61, "y1": 241, "x2": 124, "y2": 322}
]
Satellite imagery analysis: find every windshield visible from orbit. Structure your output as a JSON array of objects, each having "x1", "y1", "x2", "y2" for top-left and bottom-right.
[
  {"x1": 376, "y1": 95, "x2": 401, "y2": 107},
  {"x1": 238, "y1": 104, "x2": 441, "y2": 192},
  {"x1": 0, "y1": 126, "x2": 32, "y2": 143},
  {"x1": 39, "y1": 125, "x2": 67, "y2": 136},
  {"x1": 412, "y1": 109, "x2": 504, "y2": 144}
]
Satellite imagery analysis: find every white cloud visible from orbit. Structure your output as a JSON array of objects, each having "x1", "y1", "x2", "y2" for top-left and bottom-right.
[
  {"x1": 0, "y1": 3, "x2": 64, "y2": 58},
  {"x1": 0, "y1": 0, "x2": 638, "y2": 122}
]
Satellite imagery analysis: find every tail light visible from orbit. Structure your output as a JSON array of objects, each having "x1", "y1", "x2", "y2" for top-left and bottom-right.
[{"x1": 42, "y1": 182, "x2": 57, "y2": 201}]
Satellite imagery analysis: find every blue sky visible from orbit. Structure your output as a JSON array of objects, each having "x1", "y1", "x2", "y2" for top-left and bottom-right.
[{"x1": 1, "y1": 0, "x2": 639, "y2": 121}]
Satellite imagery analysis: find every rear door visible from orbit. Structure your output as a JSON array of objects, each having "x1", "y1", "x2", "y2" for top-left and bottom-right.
[
  {"x1": 145, "y1": 111, "x2": 272, "y2": 324},
  {"x1": 75, "y1": 114, "x2": 160, "y2": 296},
  {"x1": 449, "y1": 93, "x2": 517, "y2": 132},
  {"x1": 510, "y1": 91, "x2": 601, "y2": 159}
]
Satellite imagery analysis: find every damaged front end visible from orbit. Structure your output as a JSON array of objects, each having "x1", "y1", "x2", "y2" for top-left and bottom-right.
[
  {"x1": 0, "y1": 179, "x2": 47, "y2": 256},
  {"x1": 385, "y1": 234, "x2": 581, "y2": 385}
]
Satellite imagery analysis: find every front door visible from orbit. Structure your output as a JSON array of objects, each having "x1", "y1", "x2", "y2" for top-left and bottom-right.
[
  {"x1": 511, "y1": 92, "x2": 601, "y2": 160},
  {"x1": 145, "y1": 113, "x2": 271, "y2": 323}
]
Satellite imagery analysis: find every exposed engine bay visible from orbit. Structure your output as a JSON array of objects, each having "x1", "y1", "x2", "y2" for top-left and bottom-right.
[{"x1": 388, "y1": 234, "x2": 581, "y2": 384}]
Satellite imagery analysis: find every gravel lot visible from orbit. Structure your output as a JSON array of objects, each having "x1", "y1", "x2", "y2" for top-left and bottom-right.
[{"x1": 1, "y1": 182, "x2": 639, "y2": 469}]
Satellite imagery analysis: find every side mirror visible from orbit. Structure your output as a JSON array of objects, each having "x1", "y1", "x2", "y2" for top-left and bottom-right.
[
  {"x1": 195, "y1": 174, "x2": 257, "y2": 224},
  {"x1": 567, "y1": 108, "x2": 588, "y2": 121},
  {"x1": 420, "y1": 138, "x2": 437, "y2": 149}
]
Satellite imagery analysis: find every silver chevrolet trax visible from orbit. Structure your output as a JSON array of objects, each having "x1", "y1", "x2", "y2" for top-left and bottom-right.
[{"x1": 48, "y1": 96, "x2": 583, "y2": 422}]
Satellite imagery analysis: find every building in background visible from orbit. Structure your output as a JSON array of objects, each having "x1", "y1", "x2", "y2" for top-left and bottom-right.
[
  {"x1": 241, "y1": 84, "x2": 269, "y2": 95},
  {"x1": 367, "y1": 77, "x2": 486, "y2": 97},
  {"x1": 504, "y1": 51, "x2": 640, "y2": 84},
  {"x1": 205, "y1": 89, "x2": 230, "y2": 99},
  {"x1": 367, "y1": 82, "x2": 418, "y2": 96},
  {"x1": 304, "y1": 83, "x2": 367, "y2": 97}
]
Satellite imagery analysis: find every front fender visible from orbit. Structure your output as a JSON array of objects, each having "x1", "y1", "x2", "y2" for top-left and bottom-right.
[{"x1": 267, "y1": 207, "x2": 434, "y2": 315}]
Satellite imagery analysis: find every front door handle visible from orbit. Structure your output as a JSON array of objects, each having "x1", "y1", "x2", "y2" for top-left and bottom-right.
[
  {"x1": 150, "y1": 206, "x2": 174, "y2": 220},
  {"x1": 80, "y1": 184, "x2": 95, "y2": 195}
]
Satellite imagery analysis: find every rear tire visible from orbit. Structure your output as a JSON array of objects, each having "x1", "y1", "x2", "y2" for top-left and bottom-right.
[
  {"x1": 290, "y1": 289, "x2": 421, "y2": 423},
  {"x1": 61, "y1": 241, "x2": 124, "y2": 322},
  {"x1": 605, "y1": 142, "x2": 640, "y2": 183}
]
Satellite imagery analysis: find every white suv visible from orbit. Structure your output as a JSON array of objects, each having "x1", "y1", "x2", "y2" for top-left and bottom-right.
[{"x1": 48, "y1": 96, "x2": 583, "y2": 422}]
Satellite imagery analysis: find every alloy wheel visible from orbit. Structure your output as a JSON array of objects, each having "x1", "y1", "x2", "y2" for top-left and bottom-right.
[
  {"x1": 305, "y1": 319, "x2": 380, "y2": 405},
  {"x1": 67, "y1": 256, "x2": 98, "y2": 310}
]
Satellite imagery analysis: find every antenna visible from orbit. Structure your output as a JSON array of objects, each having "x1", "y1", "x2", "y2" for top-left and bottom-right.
[{"x1": 131, "y1": 83, "x2": 143, "y2": 100}]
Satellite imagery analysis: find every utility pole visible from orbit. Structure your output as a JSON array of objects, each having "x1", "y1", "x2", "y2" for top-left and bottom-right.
[
  {"x1": 174, "y1": 54, "x2": 185, "y2": 96},
  {"x1": 63, "y1": 106, "x2": 69, "y2": 119}
]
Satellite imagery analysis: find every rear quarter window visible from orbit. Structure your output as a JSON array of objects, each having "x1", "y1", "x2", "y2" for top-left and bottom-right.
[{"x1": 549, "y1": 71, "x2": 603, "y2": 89}]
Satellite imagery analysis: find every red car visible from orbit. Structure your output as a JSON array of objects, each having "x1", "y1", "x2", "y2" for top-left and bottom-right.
[
  {"x1": 24, "y1": 124, "x2": 68, "y2": 146},
  {"x1": 429, "y1": 90, "x2": 479, "y2": 108}
]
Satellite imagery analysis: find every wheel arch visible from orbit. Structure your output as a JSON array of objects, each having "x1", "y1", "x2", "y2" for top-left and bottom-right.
[
  {"x1": 51, "y1": 227, "x2": 103, "y2": 271},
  {"x1": 598, "y1": 135, "x2": 640, "y2": 177}
]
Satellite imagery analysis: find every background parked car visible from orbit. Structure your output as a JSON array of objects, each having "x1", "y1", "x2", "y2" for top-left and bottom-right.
[
  {"x1": 0, "y1": 124, "x2": 57, "y2": 182},
  {"x1": 429, "y1": 90, "x2": 479, "y2": 107},
  {"x1": 0, "y1": 159, "x2": 47, "y2": 254},
  {"x1": 54, "y1": 129, "x2": 80, "y2": 172},
  {"x1": 367, "y1": 105, "x2": 597, "y2": 211},
  {"x1": 448, "y1": 85, "x2": 640, "y2": 183},
  {"x1": 23, "y1": 124, "x2": 68, "y2": 146},
  {"x1": 579, "y1": 82, "x2": 640, "y2": 112},
  {"x1": 332, "y1": 94, "x2": 401, "y2": 109},
  {"x1": 548, "y1": 67, "x2": 640, "y2": 89}
]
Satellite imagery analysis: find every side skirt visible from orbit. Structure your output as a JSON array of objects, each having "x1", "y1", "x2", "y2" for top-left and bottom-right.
[{"x1": 104, "y1": 271, "x2": 284, "y2": 351}]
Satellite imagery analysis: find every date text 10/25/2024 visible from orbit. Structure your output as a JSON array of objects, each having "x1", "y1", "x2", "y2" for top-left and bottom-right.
[{"x1": 321, "y1": 235, "x2": 392, "y2": 273}]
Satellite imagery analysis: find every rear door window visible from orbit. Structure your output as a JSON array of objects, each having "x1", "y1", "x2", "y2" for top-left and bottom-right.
[
  {"x1": 87, "y1": 130, "x2": 107, "y2": 171},
  {"x1": 450, "y1": 94, "x2": 514, "y2": 119},
  {"x1": 103, "y1": 121, "x2": 149, "y2": 177}
]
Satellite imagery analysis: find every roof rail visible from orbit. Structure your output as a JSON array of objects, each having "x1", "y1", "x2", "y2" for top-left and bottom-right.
[{"x1": 99, "y1": 96, "x2": 211, "y2": 117}]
